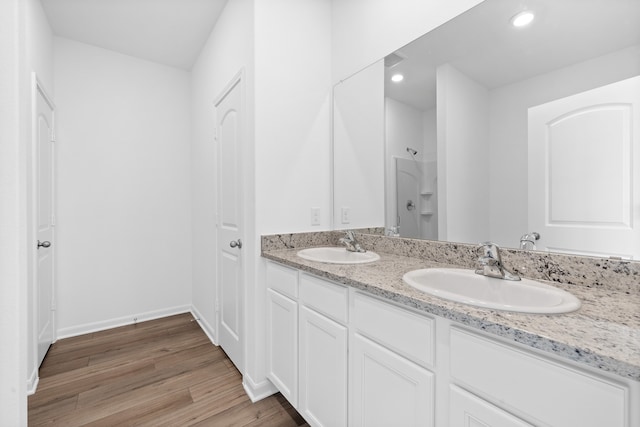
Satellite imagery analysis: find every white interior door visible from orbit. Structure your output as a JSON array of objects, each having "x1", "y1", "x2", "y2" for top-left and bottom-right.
[
  {"x1": 35, "y1": 80, "x2": 55, "y2": 367},
  {"x1": 528, "y1": 76, "x2": 640, "y2": 259},
  {"x1": 216, "y1": 76, "x2": 244, "y2": 372}
]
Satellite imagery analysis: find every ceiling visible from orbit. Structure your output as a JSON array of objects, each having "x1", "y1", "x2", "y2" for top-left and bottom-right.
[
  {"x1": 384, "y1": 0, "x2": 640, "y2": 111},
  {"x1": 41, "y1": 0, "x2": 229, "y2": 70}
]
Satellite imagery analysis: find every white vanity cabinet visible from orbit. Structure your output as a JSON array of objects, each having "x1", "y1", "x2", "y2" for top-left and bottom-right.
[
  {"x1": 298, "y1": 273, "x2": 348, "y2": 427},
  {"x1": 449, "y1": 385, "x2": 534, "y2": 427},
  {"x1": 265, "y1": 262, "x2": 348, "y2": 427},
  {"x1": 265, "y1": 262, "x2": 299, "y2": 406},
  {"x1": 350, "y1": 291, "x2": 436, "y2": 427},
  {"x1": 265, "y1": 260, "x2": 638, "y2": 427},
  {"x1": 449, "y1": 327, "x2": 631, "y2": 427}
]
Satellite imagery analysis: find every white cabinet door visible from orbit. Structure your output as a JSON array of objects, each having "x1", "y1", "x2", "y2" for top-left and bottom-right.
[
  {"x1": 266, "y1": 288, "x2": 298, "y2": 407},
  {"x1": 450, "y1": 385, "x2": 533, "y2": 427},
  {"x1": 350, "y1": 333, "x2": 434, "y2": 427},
  {"x1": 299, "y1": 305, "x2": 347, "y2": 427}
]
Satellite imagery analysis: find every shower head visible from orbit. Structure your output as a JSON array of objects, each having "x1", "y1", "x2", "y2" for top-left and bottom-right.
[{"x1": 406, "y1": 147, "x2": 418, "y2": 156}]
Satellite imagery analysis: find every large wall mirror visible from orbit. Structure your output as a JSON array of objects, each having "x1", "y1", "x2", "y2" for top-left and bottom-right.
[{"x1": 333, "y1": 0, "x2": 640, "y2": 259}]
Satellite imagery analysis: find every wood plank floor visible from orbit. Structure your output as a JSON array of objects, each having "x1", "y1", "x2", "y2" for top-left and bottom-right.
[{"x1": 29, "y1": 313, "x2": 308, "y2": 426}]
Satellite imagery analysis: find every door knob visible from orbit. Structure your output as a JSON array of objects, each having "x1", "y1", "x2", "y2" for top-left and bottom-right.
[
  {"x1": 229, "y1": 239, "x2": 242, "y2": 249},
  {"x1": 38, "y1": 240, "x2": 51, "y2": 249}
]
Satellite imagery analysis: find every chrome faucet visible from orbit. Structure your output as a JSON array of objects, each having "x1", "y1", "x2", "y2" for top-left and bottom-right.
[
  {"x1": 519, "y1": 232, "x2": 540, "y2": 250},
  {"x1": 339, "y1": 230, "x2": 366, "y2": 253},
  {"x1": 475, "y1": 242, "x2": 520, "y2": 281}
]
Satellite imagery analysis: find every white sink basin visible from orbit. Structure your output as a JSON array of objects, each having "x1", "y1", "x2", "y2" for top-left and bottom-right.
[
  {"x1": 297, "y1": 247, "x2": 380, "y2": 264},
  {"x1": 402, "y1": 268, "x2": 581, "y2": 314}
]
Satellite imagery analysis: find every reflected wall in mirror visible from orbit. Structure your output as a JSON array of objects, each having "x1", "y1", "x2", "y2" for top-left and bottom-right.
[
  {"x1": 333, "y1": 0, "x2": 640, "y2": 259},
  {"x1": 333, "y1": 60, "x2": 385, "y2": 230}
]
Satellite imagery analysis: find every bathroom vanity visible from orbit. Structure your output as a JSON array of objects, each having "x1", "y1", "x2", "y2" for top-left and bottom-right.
[{"x1": 262, "y1": 233, "x2": 640, "y2": 427}]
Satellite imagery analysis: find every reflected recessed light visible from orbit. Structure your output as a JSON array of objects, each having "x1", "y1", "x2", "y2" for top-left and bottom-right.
[
  {"x1": 511, "y1": 11, "x2": 535, "y2": 27},
  {"x1": 391, "y1": 74, "x2": 404, "y2": 83}
]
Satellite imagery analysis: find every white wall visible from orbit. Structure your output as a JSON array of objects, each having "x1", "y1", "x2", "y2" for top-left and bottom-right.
[
  {"x1": 252, "y1": 0, "x2": 332, "y2": 398},
  {"x1": 437, "y1": 64, "x2": 490, "y2": 243},
  {"x1": 0, "y1": 0, "x2": 28, "y2": 422},
  {"x1": 422, "y1": 108, "x2": 437, "y2": 163},
  {"x1": 331, "y1": 0, "x2": 483, "y2": 82},
  {"x1": 488, "y1": 45, "x2": 640, "y2": 248},
  {"x1": 53, "y1": 37, "x2": 192, "y2": 337},
  {"x1": 254, "y1": 1, "x2": 332, "y2": 235},
  {"x1": 422, "y1": 108, "x2": 438, "y2": 239},
  {"x1": 193, "y1": 0, "x2": 332, "y2": 401},
  {"x1": 334, "y1": 61, "x2": 385, "y2": 230},
  {"x1": 0, "y1": 0, "x2": 53, "y2": 417},
  {"x1": 190, "y1": 0, "x2": 254, "y2": 348}
]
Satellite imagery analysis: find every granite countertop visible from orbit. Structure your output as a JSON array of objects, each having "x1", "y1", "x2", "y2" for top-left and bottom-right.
[{"x1": 262, "y1": 247, "x2": 640, "y2": 382}]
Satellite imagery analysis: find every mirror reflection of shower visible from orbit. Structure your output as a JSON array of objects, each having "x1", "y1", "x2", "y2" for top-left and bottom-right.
[{"x1": 385, "y1": 96, "x2": 438, "y2": 240}]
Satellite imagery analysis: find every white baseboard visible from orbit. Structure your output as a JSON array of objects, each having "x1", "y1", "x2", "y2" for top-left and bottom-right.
[
  {"x1": 56, "y1": 305, "x2": 191, "y2": 339},
  {"x1": 26, "y1": 369, "x2": 39, "y2": 396},
  {"x1": 242, "y1": 374, "x2": 278, "y2": 403},
  {"x1": 190, "y1": 305, "x2": 218, "y2": 345}
]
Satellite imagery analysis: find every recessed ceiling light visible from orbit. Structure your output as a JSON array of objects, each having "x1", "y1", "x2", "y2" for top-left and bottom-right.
[
  {"x1": 391, "y1": 74, "x2": 404, "y2": 83},
  {"x1": 511, "y1": 11, "x2": 535, "y2": 27}
]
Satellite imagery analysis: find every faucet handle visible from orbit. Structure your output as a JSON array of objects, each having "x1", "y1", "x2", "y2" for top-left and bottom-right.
[{"x1": 478, "y1": 242, "x2": 501, "y2": 263}]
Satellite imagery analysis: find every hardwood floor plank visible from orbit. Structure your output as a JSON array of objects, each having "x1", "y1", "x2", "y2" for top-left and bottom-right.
[
  {"x1": 152, "y1": 340, "x2": 226, "y2": 371},
  {"x1": 27, "y1": 394, "x2": 78, "y2": 424},
  {"x1": 76, "y1": 357, "x2": 229, "y2": 411},
  {"x1": 81, "y1": 390, "x2": 193, "y2": 427},
  {"x1": 43, "y1": 314, "x2": 197, "y2": 367},
  {"x1": 38, "y1": 354, "x2": 89, "y2": 378},
  {"x1": 241, "y1": 408, "x2": 308, "y2": 427},
  {"x1": 86, "y1": 323, "x2": 205, "y2": 366},
  {"x1": 150, "y1": 382, "x2": 250, "y2": 426},
  {"x1": 76, "y1": 355, "x2": 226, "y2": 408},
  {"x1": 188, "y1": 396, "x2": 281, "y2": 427},
  {"x1": 29, "y1": 313, "x2": 307, "y2": 426},
  {"x1": 29, "y1": 358, "x2": 156, "y2": 409},
  {"x1": 155, "y1": 389, "x2": 278, "y2": 427},
  {"x1": 188, "y1": 369, "x2": 242, "y2": 402},
  {"x1": 83, "y1": 325, "x2": 201, "y2": 367}
]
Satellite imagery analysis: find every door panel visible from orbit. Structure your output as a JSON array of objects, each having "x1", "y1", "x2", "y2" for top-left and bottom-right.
[
  {"x1": 528, "y1": 76, "x2": 640, "y2": 259},
  {"x1": 36, "y1": 82, "x2": 55, "y2": 367},
  {"x1": 221, "y1": 251, "x2": 240, "y2": 341},
  {"x1": 216, "y1": 77, "x2": 244, "y2": 372}
]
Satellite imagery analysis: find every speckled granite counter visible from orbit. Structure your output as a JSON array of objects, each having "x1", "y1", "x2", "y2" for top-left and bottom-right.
[{"x1": 261, "y1": 232, "x2": 640, "y2": 382}]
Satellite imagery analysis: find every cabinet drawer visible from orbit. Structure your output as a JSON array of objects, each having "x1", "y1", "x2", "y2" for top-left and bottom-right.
[
  {"x1": 450, "y1": 327, "x2": 628, "y2": 427},
  {"x1": 352, "y1": 292, "x2": 434, "y2": 368},
  {"x1": 266, "y1": 261, "x2": 298, "y2": 299},
  {"x1": 299, "y1": 273, "x2": 348, "y2": 324},
  {"x1": 449, "y1": 385, "x2": 532, "y2": 427}
]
